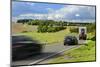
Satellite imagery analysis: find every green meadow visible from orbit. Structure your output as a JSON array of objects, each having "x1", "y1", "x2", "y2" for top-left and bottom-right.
[
  {"x1": 16, "y1": 26, "x2": 70, "y2": 44},
  {"x1": 12, "y1": 23, "x2": 95, "y2": 45},
  {"x1": 47, "y1": 40, "x2": 96, "y2": 63},
  {"x1": 12, "y1": 22, "x2": 96, "y2": 63}
]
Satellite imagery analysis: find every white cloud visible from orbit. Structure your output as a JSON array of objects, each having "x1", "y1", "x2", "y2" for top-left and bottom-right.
[
  {"x1": 44, "y1": 5, "x2": 86, "y2": 21},
  {"x1": 17, "y1": 13, "x2": 48, "y2": 20},
  {"x1": 13, "y1": 5, "x2": 95, "y2": 22},
  {"x1": 26, "y1": 3, "x2": 35, "y2": 6},
  {"x1": 75, "y1": 14, "x2": 80, "y2": 17}
]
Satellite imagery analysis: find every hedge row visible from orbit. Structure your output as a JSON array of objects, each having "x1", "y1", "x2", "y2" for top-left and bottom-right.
[
  {"x1": 86, "y1": 24, "x2": 95, "y2": 33},
  {"x1": 37, "y1": 26, "x2": 66, "y2": 33},
  {"x1": 70, "y1": 24, "x2": 96, "y2": 33},
  {"x1": 70, "y1": 27, "x2": 78, "y2": 33}
]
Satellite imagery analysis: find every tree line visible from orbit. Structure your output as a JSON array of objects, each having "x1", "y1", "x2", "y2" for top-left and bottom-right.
[{"x1": 17, "y1": 19, "x2": 95, "y2": 33}]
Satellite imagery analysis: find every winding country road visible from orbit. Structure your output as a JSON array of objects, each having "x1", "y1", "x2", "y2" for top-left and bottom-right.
[{"x1": 12, "y1": 42, "x2": 82, "y2": 66}]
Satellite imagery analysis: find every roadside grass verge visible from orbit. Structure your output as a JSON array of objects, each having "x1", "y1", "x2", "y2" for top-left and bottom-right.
[
  {"x1": 17, "y1": 28, "x2": 70, "y2": 44},
  {"x1": 48, "y1": 40, "x2": 96, "y2": 63}
]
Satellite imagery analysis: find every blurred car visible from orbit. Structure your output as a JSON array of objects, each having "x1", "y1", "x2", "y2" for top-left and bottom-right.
[
  {"x1": 64, "y1": 36, "x2": 78, "y2": 45},
  {"x1": 12, "y1": 35, "x2": 42, "y2": 60},
  {"x1": 79, "y1": 28, "x2": 87, "y2": 40}
]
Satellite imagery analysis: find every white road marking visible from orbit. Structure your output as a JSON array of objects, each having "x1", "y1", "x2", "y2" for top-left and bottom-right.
[{"x1": 29, "y1": 45, "x2": 82, "y2": 65}]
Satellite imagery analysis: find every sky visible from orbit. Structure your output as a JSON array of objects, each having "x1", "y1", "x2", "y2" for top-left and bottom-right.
[{"x1": 12, "y1": 1, "x2": 96, "y2": 22}]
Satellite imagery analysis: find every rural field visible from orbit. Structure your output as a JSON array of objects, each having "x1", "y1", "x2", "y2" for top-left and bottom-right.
[
  {"x1": 12, "y1": 22, "x2": 95, "y2": 44},
  {"x1": 12, "y1": 23, "x2": 71, "y2": 44},
  {"x1": 12, "y1": 22, "x2": 96, "y2": 64}
]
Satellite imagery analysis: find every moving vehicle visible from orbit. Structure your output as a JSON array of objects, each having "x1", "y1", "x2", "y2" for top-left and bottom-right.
[
  {"x1": 64, "y1": 36, "x2": 78, "y2": 45},
  {"x1": 12, "y1": 35, "x2": 42, "y2": 60}
]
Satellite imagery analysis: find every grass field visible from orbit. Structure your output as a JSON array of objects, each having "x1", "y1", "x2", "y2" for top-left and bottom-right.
[
  {"x1": 12, "y1": 23, "x2": 72, "y2": 44},
  {"x1": 12, "y1": 23, "x2": 96, "y2": 63},
  {"x1": 47, "y1": 40, "x2": 96, "y2": 63},
  {"x1": 12, "y1": 23, "x2": 95, "y2": 44},
  {"x1": 17, "y1": 27, "x2": 70, "y2": 44},
  {"x1": 12, "y1": 23, "x2": 38, "y2": 34}
]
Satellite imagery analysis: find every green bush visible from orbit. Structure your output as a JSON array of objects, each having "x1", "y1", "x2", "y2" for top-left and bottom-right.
[
  {"x1": 70, "y1": 27, "x2": 78, "y2": 33},
  {"x1": 37, "y1": 25, "x2": 66, "y2": 33},
  {"x1": 37, "y1": 25, "x2": 48, "y2": 32},
  {"x1": 91, "y1": 36, "x2": 96, "y2": 41},
  {"x1": 86, "y1": 23, "x2": 95, "y2": 33},
  {"x1": 47, "y1": 27, "x2": 55, "y2": 32}
]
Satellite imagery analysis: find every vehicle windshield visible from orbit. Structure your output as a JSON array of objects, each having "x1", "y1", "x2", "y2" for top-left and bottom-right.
[{"x1": 12, "y1": 35, "x2": 33, "y2": 43}]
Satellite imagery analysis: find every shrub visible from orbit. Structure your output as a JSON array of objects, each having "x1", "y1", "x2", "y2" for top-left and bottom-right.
[
  {"x1": 47, "y1": 27, "x2": 55, "y2": 32},
  {"x1": 37, "y1": 25, "x2": 48, "y2": 32},
  {"x1": 70, "y1": 27, "x2": 78, "y2": 33},
  {"x1": 91, "y1": 36, "x2": 96, "y2": 41},
  {"x1": 37, "y1": 25, "x2": 66, "y2": 33},
  {"x1": 41, "y1": 26, "x2": 48, "y2": 32},
  {"x1": 86, "y1": 23, "x2": 95, "y2": 33}
]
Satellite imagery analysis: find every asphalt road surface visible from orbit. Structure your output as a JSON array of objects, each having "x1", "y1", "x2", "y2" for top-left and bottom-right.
[{"x1": 11, "y1": 42, "x2": 83, "y2": 66}]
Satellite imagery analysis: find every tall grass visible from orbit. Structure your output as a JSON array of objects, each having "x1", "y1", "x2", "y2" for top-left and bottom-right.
[{"x1": 49, "y1": 40, "x2": 96, "y2": 63}]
